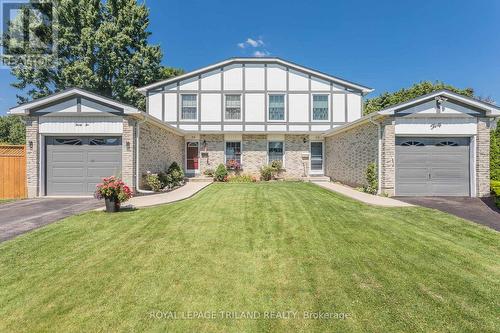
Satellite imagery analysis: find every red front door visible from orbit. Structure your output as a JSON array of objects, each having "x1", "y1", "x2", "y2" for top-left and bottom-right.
[{"x1": 186, "y1": 142, "x2": 199, "y2": 171}]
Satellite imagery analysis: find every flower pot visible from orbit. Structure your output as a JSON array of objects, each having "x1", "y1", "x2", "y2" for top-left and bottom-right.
[{"x1": 105, "y1": 197, "x2": 120, "y2": 213}]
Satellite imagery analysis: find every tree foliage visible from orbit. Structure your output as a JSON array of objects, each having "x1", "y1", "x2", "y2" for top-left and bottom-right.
[
  {"x1": 0, "y1": 116, "x2": 26, "y2": 145},
  {"x1": 5, "y1": 0, "x2": 182, "y2": 110},
  {"x1": 491, "y1": 125, "x2": 500, "y2": 181},
  {"x1": 364, "y1": 81, "x2": 474, "y2": 115}
]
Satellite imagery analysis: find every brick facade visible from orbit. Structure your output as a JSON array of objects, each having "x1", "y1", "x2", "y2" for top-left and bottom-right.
[
  {"x1": 138, "y1": 121, "x2": 184, "y2": 187},
  {"x1": 199, "y1": 134, "x2": 225, "y2": 174},
  {"x1": 122, "y1": 117, "x2": 136, "y2": 190},
  {"x1": 380, "y1": 119, "x2": 395, "y2": 196},
  {"x1": 284, "y1": 135, "x2": 310, "y2": 178},
  {"x1": 26, "y1": 116, "x2": 39, "y2": 198},
  {"x1": 324, "y1": 121, "x2": 378, "y2": 188},
  {"x1": 477, "y1": 118, "x2": 491, "y2": 197}
]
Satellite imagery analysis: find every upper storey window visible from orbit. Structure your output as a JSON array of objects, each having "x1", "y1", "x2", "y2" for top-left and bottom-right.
[
  {"x1": 269, "y1": 94, "x2": 285, "y2": 121},
  {"x1": 225, "y1": 95, "x2": 241, "y2": 120},
  {"x1": 181, "y1": 94, "x2": 197, "y2": 120},
  {"x1": 312, "y1": 95, "x2": 329, "y2": 121}
]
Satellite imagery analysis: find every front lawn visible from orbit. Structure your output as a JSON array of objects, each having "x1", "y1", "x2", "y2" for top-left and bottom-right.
[{"x1": 0, "y1": 182, "x2": 498, "y2": 332}]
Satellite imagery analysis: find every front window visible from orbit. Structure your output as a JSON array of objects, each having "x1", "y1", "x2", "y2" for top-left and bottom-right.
[
  {"x1": 268, "y1": 141, "x2": 284, "y2": 164},
  {"x1": 269, "y1": 94, "x2": 285, "y2": 120},
  {"x1": 225, "y1": 95, "x2": 241, "y2": 120},
  {"x1": 225, "y1": 141, "x2": 241, "y2": 165},
  {"x1": 181, "y1": 94, "x2": 197, "y2": 120},
  {"x1": 312, "y1": 95, "x2": 329, "y2": 120}
]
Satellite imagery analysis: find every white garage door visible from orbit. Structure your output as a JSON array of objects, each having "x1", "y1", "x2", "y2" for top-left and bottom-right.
[
  {"x1": 46, "y1": 137, "x2": 122, "y2": 195},
  {"x1": 395, "y1": 137, "x2": 470, "y2": 196}
]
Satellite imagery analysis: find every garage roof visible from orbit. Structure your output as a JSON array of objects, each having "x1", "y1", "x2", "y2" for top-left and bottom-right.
[
  {"x1": 378, "y1": 90, "x2": 500, "y2": 116},
  {"x1": 9, "y1": 88, "x2": 142, "y2": 115}
]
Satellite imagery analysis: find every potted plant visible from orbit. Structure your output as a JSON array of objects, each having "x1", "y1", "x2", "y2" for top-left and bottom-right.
[{"x1": 94, "y1": 176, "x2": 133, "y2": 212}]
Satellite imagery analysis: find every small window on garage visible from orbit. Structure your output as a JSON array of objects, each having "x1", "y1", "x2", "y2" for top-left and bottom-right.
[
  {"x1": 55, "y1": 138, "x2": 82, "y2": 145},
  {"x1": 89, "y1": 138, "x2": 121, "y2": 145},
  {"x1": 400, "y1": 141, "x2": 425, "y2": 146},
  {"x1": 436, "y1": 141, "x2": 458, "y2": 146}
]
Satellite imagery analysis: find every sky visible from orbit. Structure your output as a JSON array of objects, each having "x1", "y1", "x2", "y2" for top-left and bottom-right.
[{"x1": 1, "y1": 0, "x2": 499, "y2": 114}]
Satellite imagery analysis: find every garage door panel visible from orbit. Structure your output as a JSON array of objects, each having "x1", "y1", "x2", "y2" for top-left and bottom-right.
[
  {"x1": 396, "y1": 167, "x2": 428, "y2": 180},
  {"x1": 396, "y1": 137, "x2": 470, "y2": 196},
  {"x1": 46, "y1": 136, "x2": 121, "y2": 196}
]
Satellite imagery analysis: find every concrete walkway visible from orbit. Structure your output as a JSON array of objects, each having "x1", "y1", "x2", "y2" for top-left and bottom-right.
[
  {"x1": 112, "y1": 181, "x2": 212, "y2": 209},
  {"x1": 312, "y1": 182, "x2": 414, "y2": 207}
]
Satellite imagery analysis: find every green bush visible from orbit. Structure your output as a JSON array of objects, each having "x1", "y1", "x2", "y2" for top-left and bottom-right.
[
  {"x1": 363, "y1": 162, "x2": 378, "y2": 195},
  {"x1": 227, "y1": 174, "x2": 257, "y2": 183},
  {"x1": 214, "y1": 164, "x2": 228, "y2": 182},
  {"x1": 260, "y1": 165, "x2": 275, "y2": 181},
  {"x1": 167, "y1": 162, "x2": 184, "y2": 187},
  {"x1": 144, "y1": 172, "x2": 163, "y2": 192},
  {"x1": 491, "y1": 181, "x2": 500, "y2": 208},
  {"x1": 204, "y1": 168, "x2": 214, "y2": 177},
  {"x1": 491, "y1": 126, "x2": 500, "y2": 181}
]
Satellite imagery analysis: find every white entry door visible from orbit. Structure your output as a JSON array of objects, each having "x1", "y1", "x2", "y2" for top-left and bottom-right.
[{"x1": 310, "y1": 142, "x2": 324, "y2": 175}]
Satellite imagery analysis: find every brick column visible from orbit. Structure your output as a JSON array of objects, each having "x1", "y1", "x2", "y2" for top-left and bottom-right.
[
  {"x1": 26, "y1": 116, "x2": 39, "y2": 198},
  {"x1": 476, "y1": 118, "x2": 491, "y2": 197},
  {"x1": 380, "y1": 119, "x2": 395, "y2": 196},
  {"x1": 122, "y1": 117, "x2": 136, "y2": 191}
]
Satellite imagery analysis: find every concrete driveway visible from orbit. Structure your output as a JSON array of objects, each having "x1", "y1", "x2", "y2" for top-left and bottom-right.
[
  {"x1": 397, "y1": 196, "x2": 500, "y2": 231},
  {"x1": 0, "y1": 198, "x2": 101, "y2": 243}
]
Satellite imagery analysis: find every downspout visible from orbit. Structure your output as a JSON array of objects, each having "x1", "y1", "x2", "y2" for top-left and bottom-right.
[
  {"x1": 135, "y1": 117, "x2": 154, "y2": 194},
  {"x1": 369, "y1": 118, "x2": 382, "y2": 195}
]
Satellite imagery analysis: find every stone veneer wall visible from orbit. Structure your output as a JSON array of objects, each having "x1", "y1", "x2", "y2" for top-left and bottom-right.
[
  {"x1": 476, "y1": 118, "x2": 491, "y2": 197},
  {"x1": 380, "y1": 118, "x2": 395, "y2": 196},
  {"x1": 324, "y1": 121, "x2": 379, "y2": 188},
  {"x1": 197, "y1": 134, "x2": 309, "y2": 178},
  {"x1": 122, "y1": 117, "x2": 135, "y2": 190},
  {"x1": 138, "y1": 121, "x2": 184, "y2": 187},
  {"x1": 26, "y1": 116, "x2": 39, "y2": 198},
  {"x1": 284, "y1": 135, "x2": 309, "y2": 178}
]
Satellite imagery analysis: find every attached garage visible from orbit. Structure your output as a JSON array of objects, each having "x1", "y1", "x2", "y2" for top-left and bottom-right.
[
  {"x1": 395, "y1": 137, "x2": 470, "y2": 196},
  {"x1": 46, "y1": 136, "x2": 122, "y2": 196}
]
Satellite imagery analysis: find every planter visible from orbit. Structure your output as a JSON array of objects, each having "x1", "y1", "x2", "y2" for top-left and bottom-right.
[{"x1": 105, "y1": 197, "x2": 121, "y2": 213}]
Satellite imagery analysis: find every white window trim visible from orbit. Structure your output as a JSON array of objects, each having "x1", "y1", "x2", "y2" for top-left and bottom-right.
[
  {"x1": 224, "y1": 140, "x2": 243, "y2": 166},
  {"x1": 311, "y1": 93, "x2": 330, "y2": 122},
  {"x1": 180, "y1": 93, "x2": 199, "y2": 122},
  {"x1": 267, "y1": 140, "x2": 285, "y2": 168},
  {"x1": 223, "y1": 93, "x2": 242, "y2": 122},
  {"x1": 267, "y1": 93, "x2": 287, "y2": 122}
]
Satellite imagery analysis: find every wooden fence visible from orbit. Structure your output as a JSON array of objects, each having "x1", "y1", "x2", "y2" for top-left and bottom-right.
[{"x1": 0, "y1": 145, "x2": 27, "y2": 199}]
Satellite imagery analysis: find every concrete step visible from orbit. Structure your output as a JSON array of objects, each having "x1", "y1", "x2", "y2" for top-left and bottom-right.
[
  {"x1": 303, "y1": 176, "x2": 331, "y2": 182},
  {"x1": 186, "y1": 176, "x2": 213, "y2": 183}
]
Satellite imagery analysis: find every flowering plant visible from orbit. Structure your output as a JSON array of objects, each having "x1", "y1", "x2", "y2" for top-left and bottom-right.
[
  {"x1": 226, "y1": 159, "x2": 241, "y2": 170},
  {"x1": 94, "y1": 176, "x2": 133, "y2": 203}
]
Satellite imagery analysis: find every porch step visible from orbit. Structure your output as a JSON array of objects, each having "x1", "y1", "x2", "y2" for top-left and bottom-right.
[
  {"x1": 185, "y1": 176, "x2": 213, "y2": 183},
  {"x1": 302, "y1": 176, "x2": 331, "y2": 182}
]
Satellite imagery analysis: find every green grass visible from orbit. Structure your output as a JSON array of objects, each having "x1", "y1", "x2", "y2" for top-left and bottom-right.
[{"x1": 0, "y1": 182, "x2": 499, "y2": 332}]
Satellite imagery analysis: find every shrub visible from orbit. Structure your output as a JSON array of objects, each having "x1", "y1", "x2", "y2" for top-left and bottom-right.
[
  {"x1": 363, "y1": 162, "x2": 378, "y2": 195},
  {"x1": 227, "y1": 174, "x2": 257, "y2": 183},
  {"x1": 204, "y1": 168, "x2": 214, "y2": 177},
  {"x1": 270, "y1": 160, "x2": 282, "y2": 171},
  {"x1": 167, "y1": 162, "x2": 184, "y2": 187},
  {"x1": 144, "y1": 172, "x2": 163, "y2": 192},
  {"x1": 260, "y1": 165, "x2": 275, "y2": 181},
  {"x1": 492, "y1": 181, "x2": 500, "y2": 208},
  {"x1": 214, "y1": 163, "x2": 228, "y2": 182}
]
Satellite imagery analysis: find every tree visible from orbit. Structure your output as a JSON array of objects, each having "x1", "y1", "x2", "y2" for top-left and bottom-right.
[
  {"x1": 5, "y1": 0, "x2": 182, "y2": 110},
  {"x1": 0, "y1": 115, "x2": 26, "y2": 145},
  {"x1": 364, "y1": 81, "x2": 474, "y2": 115},
  {"x1": 491, "y1": 125, "x2": 500, "y2": 181}
]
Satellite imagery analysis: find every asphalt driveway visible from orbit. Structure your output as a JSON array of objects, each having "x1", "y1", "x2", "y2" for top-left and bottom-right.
[
  {"x1": 0, "y1": 198, "x2": 101, "y2": 242},
  {"x1": 397, "y1": 196, "x2": 500, "y2": 231}
]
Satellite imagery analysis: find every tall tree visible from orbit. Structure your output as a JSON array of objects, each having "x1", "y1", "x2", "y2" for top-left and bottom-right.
[
  {"x1": 5, "y1": 0, "x2": 182, "y2": 110},
  {"x1": 363, "y1": 81, "x2": 474, "y2": 115}
]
